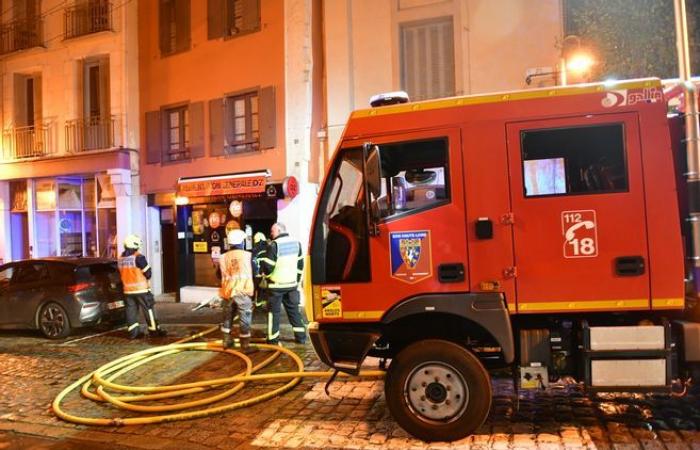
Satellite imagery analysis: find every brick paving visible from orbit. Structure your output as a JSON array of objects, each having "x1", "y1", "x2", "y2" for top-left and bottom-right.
[{"x1": 0, "y1": 303, "x2": 698, "y2": 449}]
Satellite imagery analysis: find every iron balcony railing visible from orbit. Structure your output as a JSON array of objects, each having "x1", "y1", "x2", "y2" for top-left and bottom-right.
[
  {"x1": 65, "y1": 116, "x2": 118, "y2": 152},
  {"x1": 64, "y1": 1, "x2": 112, "y2": 40},
  {"x1": 0, "y1": 18, "x2": 43, "y2": 55},
  {"x1": 3, "y1": 123, "x2": 54, "y2": 160}
]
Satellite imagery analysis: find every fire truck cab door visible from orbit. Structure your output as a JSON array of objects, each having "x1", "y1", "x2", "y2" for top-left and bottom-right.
[{"x1": 506, "y1": 114, "x2": 650, "y2": 313}]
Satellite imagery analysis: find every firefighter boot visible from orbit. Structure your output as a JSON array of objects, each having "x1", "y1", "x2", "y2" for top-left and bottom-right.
[
  {"x1": 239, "y1": 336, "x2": 258, "y2": 354},
  {"x1": 223, "y1": 333, "x2": 235, "y2": 349}
]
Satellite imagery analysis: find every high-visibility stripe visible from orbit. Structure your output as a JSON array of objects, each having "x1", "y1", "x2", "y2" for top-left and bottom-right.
[
  {"x1": 350, "y1": 79, "x2": 662, "y2": 119},
  {"x1": 239, "y1": 333, "x2": 251, "y2": 338},
  {"x1": 142, "y1": 265, "x2": 151, "y2": 273},
  {"x1": 342, "y1": 310, "x2": 383, "y2": 320},
  {"x1": 267, "y1": 313, "x2": 273, "y2": 337},
  {"x1": 221, "y1": 327, "x2": 231, "y2": 333},
  {"x1": 148, "y1": 309, "x2": 157, "y2": 331},
  {"x1": 259, "y1": 258, "x2": 277, "y2": 266},
  {"x1": 292, "y1": 326, "x2": 306, "y2": 333},
  {"x1": 651, "y1": 298, "x2": 685, "y2": 309},
  {"x1": 517, "y1": 299, "x2": 648, "y2": 313},
  {"x1": 128, "y1": 323, "x2": 140, "y2": 331},
  {"x1": 268, "y1": 331, "x2": 280, "y2": 340}
]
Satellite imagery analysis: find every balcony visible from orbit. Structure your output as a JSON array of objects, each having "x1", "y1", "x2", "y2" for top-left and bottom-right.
[
  {"x1": 0, "y1": 18, "x2": 43, "y2": 55},
  {"x1": 64, "y1": 1, "x2": 112, "y2": 40},
  {"x1": 65, "y1": 116, "x2": 119, "y2": 153},
  {"x1": 3, "y1": 123, "x2": 54, "y2": 160}
]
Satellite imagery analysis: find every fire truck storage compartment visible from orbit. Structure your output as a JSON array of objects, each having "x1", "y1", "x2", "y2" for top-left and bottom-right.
[{"x1": 581, "y1": 321, "x2": 672, "y2": 390}]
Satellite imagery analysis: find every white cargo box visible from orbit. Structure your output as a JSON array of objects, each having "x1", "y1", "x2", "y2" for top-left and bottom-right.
[
  {"x1": 591, "y1": 359, "x2": 666, "y2": 387},
  {"x1": 589, "y1": 326, "x2": 665, "y2": 351}
]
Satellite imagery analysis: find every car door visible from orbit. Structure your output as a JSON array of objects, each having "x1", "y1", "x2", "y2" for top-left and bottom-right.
[
  {"x1": 506, "y1": 114, "x2": 650, "y2": 313},
  {"x1": 0, "y1": 264, "x2": 16, "y2": 326},
  {"x1": 7, "y1": 262, "x2": 52, "y2": 327}
]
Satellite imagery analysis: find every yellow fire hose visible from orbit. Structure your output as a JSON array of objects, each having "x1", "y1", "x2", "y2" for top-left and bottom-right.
[{"x1": 52, "y1": 325, "x2": 385, "y2": 426}]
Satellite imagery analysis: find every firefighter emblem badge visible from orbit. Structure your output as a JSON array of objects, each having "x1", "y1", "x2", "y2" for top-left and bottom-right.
[{"x1": 390, "y1": 231, "x2": 432, "y2": 283}]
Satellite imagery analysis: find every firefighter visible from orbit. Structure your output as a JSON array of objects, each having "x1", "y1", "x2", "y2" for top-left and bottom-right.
[
  {"x1": 252, "y1": 232, "x2": 269, "y2": 308},
  {"x1": 219, "y1": 229, "x2": 256, "y2": 352},
  {"x1": 259, "y1": 222, "x2": 306, "y2": 345},
  {"x1": 118, "y1": 234, "x2": 166, "y2": 339}
]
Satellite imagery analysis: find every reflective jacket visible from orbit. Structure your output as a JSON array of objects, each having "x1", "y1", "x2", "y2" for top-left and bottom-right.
[
  {"x1": 259, "y1": 234, "x2": 304, "y2": 290},
  {"x1": 219, "y1": 249, "x2": 254, "y2": 298},
  {"x1": 118, "y1": 252, "x2": 150, "y2": 294}
]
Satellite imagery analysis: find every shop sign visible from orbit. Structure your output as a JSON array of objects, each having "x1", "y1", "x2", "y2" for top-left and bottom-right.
[
  {"x1": 193, "y1": 241, "x2": 208, "y2": 253},
  {"x1": 178, "y1": 175, "x2": 266, "y2": 198},
  {"x1": 282, "y1": 176, "x2": 299, "y2": 199}
]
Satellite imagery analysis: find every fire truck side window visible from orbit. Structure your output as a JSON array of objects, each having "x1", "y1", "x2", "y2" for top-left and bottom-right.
[
  {"x1": 374, "y1": 138, "x2": 449, "y2": 219},
  {"x1": 311, "y1": 148, "x2": 371, "y2": 284},
  {"x1": 521, "y1": 124, "x2": 628, "y2": 197}
]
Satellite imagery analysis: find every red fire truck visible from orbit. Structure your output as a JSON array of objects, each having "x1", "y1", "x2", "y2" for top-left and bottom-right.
[{"x1": 307, "y1": 78, "x2": 700, "y2": 441}]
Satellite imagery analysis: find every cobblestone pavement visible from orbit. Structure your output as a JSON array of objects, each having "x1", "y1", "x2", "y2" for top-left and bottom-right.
[{"x1": 0, "y1": 303, "x2": 698, "y2": 449}]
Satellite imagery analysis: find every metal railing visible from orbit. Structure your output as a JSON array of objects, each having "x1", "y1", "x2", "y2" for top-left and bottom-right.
[
  {"x1": 65, "y1": 116, "x2": 118, "y2": 152},
  {"x1": 0, "y1": 18, "x2": 43, "y2": 55},
  {"x1": 3, "y1": 123, "x2": 54, "y2": 160},
  {"x1": 64, "y1": 1, "x2": 112, "y2": 40}
]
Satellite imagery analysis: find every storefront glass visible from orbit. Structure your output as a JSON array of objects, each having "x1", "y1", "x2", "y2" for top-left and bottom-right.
[
  {"x1": 58, "y1": 180, "x2": 83, "y2": 256},
  {"x1": 28, "y1": 176, "x2": 115, "y2": 258},
  {"x1": 35, "y1": 179, "x2": 57, "y2": 257}
]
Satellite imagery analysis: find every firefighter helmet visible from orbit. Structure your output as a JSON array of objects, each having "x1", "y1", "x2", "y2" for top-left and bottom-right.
[
  {"x1": 253, "y1": 232, "x2": 266, "y2": 244},
  {"x1": 124, "y1": 234, "x2": 142, "y2": 250},
  {"x1": 227, "y1": 229, "x2": 246, "y2": 246}
]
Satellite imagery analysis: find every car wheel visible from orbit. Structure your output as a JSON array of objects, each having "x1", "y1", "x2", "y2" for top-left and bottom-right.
[
  {"x1": 384, "y1": 339, "x2": 492, "y2": 442},
  {"x1": 39, "y1": 302, "x2": 72, "y2": 339}
]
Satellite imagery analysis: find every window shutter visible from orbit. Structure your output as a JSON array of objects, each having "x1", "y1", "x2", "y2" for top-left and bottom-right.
[
  {"x1": 209, "y1": 98, "x2": 225, "y2": 156},
  {"x1": 241, "y1": 0, "x2": 260, "y2": 33},
  {"x1": 158, "y1": 0, "x2": 168, "y2": 55},
  {"x1": 189, "y1": 101, "x2": 204, "y2": 158},
  {"x1": 207, "y1": 0, "x2": 225, "y2": 39},
  {"x1": 400, "y1": 17, "x2": 455, "y2": 101},
  {"x1": 175, "y1": 0, "x2": 191, "y2": 53},
  {"x1": 259, "y1": 86, "x2": 276, "y2": 149},
  {"x1": 13, "y1": 74, "x2": 27, "y2": 126},
  {"x1": 32, "y1": 74, "x2": 42, "y2": 126},
  {"x1": 99, "y1": 56, "x2": 111, "y2": 119},
  {"x1": 145, "y1": 110, "x2": 162, "y2": 164},
  {"x1": 223, "y1": 97, "x2": 235, "y2": 153}
]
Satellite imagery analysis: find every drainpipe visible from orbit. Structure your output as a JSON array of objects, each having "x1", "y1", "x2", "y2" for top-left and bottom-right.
[{"x1": 674, "y1": 0, "x2": 700, "y2": 293}]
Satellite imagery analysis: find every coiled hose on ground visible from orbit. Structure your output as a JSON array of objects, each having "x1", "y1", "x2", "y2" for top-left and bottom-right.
[{"x1": 52, "y1": 325, "x2": 385, "y2": 426}]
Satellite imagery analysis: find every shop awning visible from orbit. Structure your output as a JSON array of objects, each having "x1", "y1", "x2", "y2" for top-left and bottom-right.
[{"x1": 177, "y1": 170, "x2": 270, "y2": 197}]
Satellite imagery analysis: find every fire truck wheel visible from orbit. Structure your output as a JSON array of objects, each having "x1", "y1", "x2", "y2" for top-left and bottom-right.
[{"x1": 384, "y1": 339, "x2": 492, "y2": 442}]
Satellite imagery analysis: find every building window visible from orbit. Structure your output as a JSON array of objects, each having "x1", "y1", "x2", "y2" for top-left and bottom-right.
[
  {"x1": 225, "y1": 92, "x2": 259, "y2": 153},
  {"x1": 207, "y1": 0, "x2": 260, "y2": 40},
  {"x1": 159, "y1": 0, "x2": 190, "y2": 56},
  {"x1": 521, "y1": 124, "x2": 628, "y2": 197},
  {"x1": 400, "y1": 16, "x2": 455, "y2": 101},
  {"x1": 145, "y1": 102, "x2": 204, "y2": 164},
  {"x1": 165, "y1": 106, "x2": 189, "y2": 162}
]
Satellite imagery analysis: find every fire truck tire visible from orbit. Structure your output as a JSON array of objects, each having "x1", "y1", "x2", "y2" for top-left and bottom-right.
[{"x1": 384, "y1": 339, "x2": 492, "y2": 442}]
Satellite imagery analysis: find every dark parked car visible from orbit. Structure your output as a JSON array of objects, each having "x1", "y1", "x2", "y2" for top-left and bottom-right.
[{"x1": 0, "y1": 258, "x2": 126, "y2": 339}]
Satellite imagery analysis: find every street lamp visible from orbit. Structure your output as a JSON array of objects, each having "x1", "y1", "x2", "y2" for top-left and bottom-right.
[{"x1": 525, "y1": 35, "x2": 595, "y2": 86}]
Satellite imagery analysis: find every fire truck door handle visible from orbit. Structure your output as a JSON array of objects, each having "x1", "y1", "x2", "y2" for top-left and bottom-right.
[
  {"x1": 438, "y1": 263, "x2": 465, "y2": 283},
  {"x1": 614, "y1": 256, "x2": 645, "y2": 276}
]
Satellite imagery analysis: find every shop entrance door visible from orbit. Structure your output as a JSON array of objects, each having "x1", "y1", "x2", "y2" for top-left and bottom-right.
[
  {"x1": 10, "y1": 213, "x2": 29, "y2": 260},
  {"x1": 161, "y1": 223, "x2": 178, "y2": 294}
]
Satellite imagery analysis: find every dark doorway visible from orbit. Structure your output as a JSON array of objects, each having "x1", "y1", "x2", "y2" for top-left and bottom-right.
[{"x1": 161, "y1": 222, "x2": 178, "y2": 294}]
